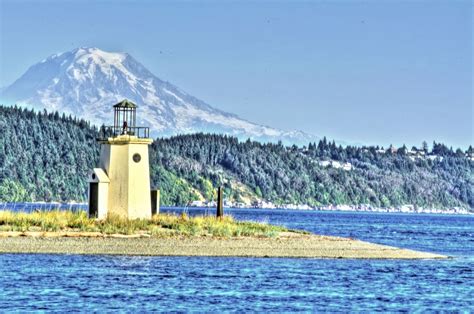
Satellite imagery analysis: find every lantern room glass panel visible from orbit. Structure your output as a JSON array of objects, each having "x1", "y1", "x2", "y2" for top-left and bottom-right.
[{"x1": 113, "y1": 100, "x2": 137, "y2": 136}]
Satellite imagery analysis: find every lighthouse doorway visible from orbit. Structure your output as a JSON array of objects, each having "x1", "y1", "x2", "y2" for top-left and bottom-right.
[{"x1": 89, "y1": 182, "x2": 99, "y2": 218}]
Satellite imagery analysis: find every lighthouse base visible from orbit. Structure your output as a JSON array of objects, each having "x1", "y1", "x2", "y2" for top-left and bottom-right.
[{"x1": 92, "y1": 135, "x2": 154, "y2": 220}]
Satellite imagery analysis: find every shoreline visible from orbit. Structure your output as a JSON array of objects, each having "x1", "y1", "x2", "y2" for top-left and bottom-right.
[
  {"x1": 1, "y1": 203, "x2": 472, "y2": 216},
  {"x1": 182, "y1": 206, "x2": 473, "y2": 215},
  {"x1": 0, "y1": 232, "x2": 447, "y2": 259},
  {"x1": 171, "y1": 206, "x2": 473, "y2": 216}
]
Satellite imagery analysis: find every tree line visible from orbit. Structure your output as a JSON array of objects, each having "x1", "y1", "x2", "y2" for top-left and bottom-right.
[{"x1": 0, "y1": 105, "x2": 472, "y2": 209}]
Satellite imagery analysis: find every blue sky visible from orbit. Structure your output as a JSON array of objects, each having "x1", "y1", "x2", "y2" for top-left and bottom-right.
[{"x1": 0, "y1": 0, "x2": 472, "y2": 148}]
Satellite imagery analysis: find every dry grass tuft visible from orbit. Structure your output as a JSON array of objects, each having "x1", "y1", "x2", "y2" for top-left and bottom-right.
[{"x1": 0, "y1": 211, "x2": 291, "y2": 237}]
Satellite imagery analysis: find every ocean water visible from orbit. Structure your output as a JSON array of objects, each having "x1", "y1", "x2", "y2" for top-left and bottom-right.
[{"x1": 0, "y1": 207, "x2": 473, "y2": 311}]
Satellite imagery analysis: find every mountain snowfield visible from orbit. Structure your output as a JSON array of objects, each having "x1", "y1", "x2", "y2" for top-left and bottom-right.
[{"x1": 1, "y1": 47, "x2": 317, "y2": 144}]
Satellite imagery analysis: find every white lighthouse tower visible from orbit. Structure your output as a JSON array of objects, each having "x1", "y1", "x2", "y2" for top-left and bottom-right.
[{"x1": 89, "y1": 99, "x2": 154, "y2": 219}]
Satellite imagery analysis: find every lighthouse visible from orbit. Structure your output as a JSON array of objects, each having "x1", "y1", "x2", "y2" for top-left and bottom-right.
[{"x1": 88, "y1": 99, "x2": 154, "y2": 219}]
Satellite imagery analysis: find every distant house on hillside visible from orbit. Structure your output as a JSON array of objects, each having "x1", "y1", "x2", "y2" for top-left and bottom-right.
[
  {"x1": 318, "y1": 160, "x2": 352, "y2": 171},
  {"x1": 408, "y1": 148, "x2": 426, "y2": 160},
  {"x1": 387, "y1": 145, "x2": 398, "y2": 154}
]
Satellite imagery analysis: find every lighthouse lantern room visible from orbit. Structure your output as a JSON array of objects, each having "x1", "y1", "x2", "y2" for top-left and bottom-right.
[{"x1": 89, "y1": 99, "x2": 153, "y2": 219}]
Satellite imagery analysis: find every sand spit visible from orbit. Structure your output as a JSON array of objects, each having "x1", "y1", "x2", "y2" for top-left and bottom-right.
[{"x1": 0, "y1": 232, "x2": 446, "y2": 259}]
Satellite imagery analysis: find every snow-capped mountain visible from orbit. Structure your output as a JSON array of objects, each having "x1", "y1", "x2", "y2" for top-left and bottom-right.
[{"x1": 1, "y1": 47, "x2": 317, "y2": 144}]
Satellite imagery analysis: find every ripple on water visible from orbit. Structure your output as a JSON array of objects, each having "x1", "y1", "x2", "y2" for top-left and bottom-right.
[{"x1": 0, "y1": 209, "x2": 473, "y2": 311}]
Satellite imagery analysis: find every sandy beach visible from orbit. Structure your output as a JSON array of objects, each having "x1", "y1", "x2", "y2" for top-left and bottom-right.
[{"x1": 0, "y1": 232, "x2": 446, "y2": 259}]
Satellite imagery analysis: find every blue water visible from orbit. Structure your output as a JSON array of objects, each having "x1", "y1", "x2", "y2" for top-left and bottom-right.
[
  {"x1": 1, "y1": 207, "x2": 473, "y2": 311},
  {"x1": 0, "y1": 202, "x2": 87, "y2": 213}
]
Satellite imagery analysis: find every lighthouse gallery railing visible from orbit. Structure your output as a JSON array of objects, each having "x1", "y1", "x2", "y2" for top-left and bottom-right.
[{"x1": 98, "y1": 125, "x2": 150, "y2": 140}]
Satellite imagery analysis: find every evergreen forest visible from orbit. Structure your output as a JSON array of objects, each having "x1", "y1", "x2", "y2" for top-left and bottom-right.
[{"x1": 0, "y1": 105, "x2": 472, "y2": 210}]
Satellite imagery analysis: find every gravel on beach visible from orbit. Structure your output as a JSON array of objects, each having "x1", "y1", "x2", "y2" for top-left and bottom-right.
[{"x1": 0, "y1": 232, "x2": 446, "y2": 259}]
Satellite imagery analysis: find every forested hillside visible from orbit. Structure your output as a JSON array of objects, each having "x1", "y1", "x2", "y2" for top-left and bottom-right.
[{"x1": 0, "y1": 105, "x2": 472, "y2": 210}]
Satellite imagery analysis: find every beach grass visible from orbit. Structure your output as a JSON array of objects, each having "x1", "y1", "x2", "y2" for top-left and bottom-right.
[
  {"x1": 0, "y1": 211, "x2": 447, "y2": 259},
  {"x1": 0, "y1": 210, "x2": 292, "y2": 237}
]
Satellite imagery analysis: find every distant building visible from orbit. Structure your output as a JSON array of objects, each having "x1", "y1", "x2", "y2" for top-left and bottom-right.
[
  {"x1": 190, "y1": 200, "x2": 204, "y2": 207},
  {"x1": 318, "y1": 160, "x2": 352, "y2": 171},
  {"x1": 407, "y1": 148, "x2": 426, "y2": 161},
  {"x1": 467, "y1": 151, "x2": 474, "y2": 161},
  {"x1": 388, "y1": 146, "x2": 398, "y2": 154}
]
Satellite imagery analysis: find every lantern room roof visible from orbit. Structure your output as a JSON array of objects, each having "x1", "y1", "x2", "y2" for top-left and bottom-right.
[{"x1": 113, "y1": 99, "x2": 137, "y2": 108}]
